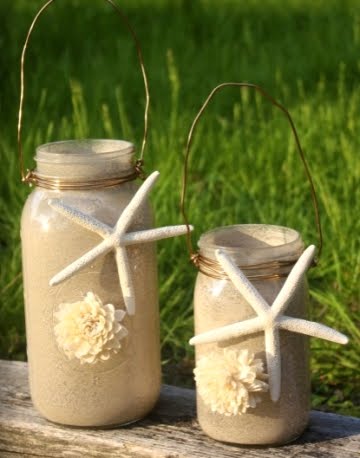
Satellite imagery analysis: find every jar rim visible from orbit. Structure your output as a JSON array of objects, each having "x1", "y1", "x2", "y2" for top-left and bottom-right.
[
  {"x1": 36, "y1": 139, "x2": 135, "y2": 164},
  {"x1": 198, "y1": 224, "x2": 304, "y2": 264}
]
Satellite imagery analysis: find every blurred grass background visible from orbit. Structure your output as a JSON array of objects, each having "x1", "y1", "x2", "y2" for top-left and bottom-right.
[{"x1": 0, "y1": 0, "x2": 359, "y2": 416}]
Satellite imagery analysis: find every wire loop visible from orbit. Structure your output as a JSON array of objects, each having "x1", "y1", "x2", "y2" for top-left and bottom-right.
[
  {"x1": 180, "y1": 82, "x2": 323, "y2": 265},
  {"x1": 18, "y1": 0, "x2": 150, "y2": 186}
]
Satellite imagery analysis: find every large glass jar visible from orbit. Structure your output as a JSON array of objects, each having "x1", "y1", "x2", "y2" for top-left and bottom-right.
[
  {"x1": 21, "y1": 140, "x2": 161, "y2": 427},
  {"x1": 193, "y1": 224, "x2": 310, "y2": 445}
]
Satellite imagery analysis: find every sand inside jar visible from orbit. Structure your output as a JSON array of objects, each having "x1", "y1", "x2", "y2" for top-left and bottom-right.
[
  {"x1": 194, "y1": 225, "x2": 310, "y2": 444},
  {"x1": 21, "y1": 141, "x2": 161, "y2": 427}
]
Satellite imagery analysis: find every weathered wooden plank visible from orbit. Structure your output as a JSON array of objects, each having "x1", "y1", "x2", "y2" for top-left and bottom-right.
[{"x1": 0, "y1": 360, "x2": 359, "y2": 457}]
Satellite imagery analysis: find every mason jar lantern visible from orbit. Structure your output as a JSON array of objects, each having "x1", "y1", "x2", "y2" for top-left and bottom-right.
[
  {"x1": 19, "y1": 0, "x2": 190, "y2": 427},
  {"x1": 181, "y1": 83, "x2": 348, "y2": 445}
]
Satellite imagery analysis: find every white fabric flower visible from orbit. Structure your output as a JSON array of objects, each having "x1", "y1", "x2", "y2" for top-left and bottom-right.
[
  {"x1": 194, "y1": 348, "x2": 268, "y2": 416},
  {"x1": 54, "y1": 292, "x2": 128, "y2": 364}
]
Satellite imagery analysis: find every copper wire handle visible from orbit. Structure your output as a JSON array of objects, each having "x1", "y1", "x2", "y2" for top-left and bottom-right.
[
  {"x1": 18, "y1": 0, "x2": 150, "y2": 186},
  {"x1": 196, "y1": 254, "x2": 299, "y2": 281},
  {"x1": 180, "y1": 82, "x2": 323, "y2": 262},
  {"x1": 24, "y1": 170, "x2": 140, "y2": 191}
]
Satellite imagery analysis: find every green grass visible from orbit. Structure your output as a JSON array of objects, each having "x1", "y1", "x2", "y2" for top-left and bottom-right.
[{"x1": 1, "y1": 0, "x2": 359, "y2": 416}]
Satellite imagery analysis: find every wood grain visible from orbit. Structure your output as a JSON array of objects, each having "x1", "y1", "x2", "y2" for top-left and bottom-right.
[{"x1": 0, "y1": 360, "x2": 359, "y2": 457}]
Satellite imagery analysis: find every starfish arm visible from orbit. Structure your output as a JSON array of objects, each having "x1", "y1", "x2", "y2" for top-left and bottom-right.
[
  {"x1": 121, "y1": 225, "x2": 193, "y2": 246},
  {"x1": 265, "y1": 328, "x2": 282, "y2": 402},
  {"x1": 115, "y1": 247, "x2": 136, "y2": 316},
  {"x1": 189, "y1": 317, "x2": 263, "y2": 346},
  {"x1": 115, "y1": 171, "x2": 160, "y2": 234},
  {"x1": 278, "y1": 316, "x2": 349, "y2": 344},
  {"x1": 48, "y1": 199, "x2": 112, "y2": 238},
  {"x1": 215, "y1": 249, "x2": 270, "y2": 317},
  {"x1": 272, "y1": 245, "x2": 316, "y2": 318},
  {"x1": 49, "y1": 239, "x2": 112, "y2": 286}
]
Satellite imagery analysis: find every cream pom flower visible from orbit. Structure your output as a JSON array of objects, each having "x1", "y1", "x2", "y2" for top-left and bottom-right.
[
  {"x1": 54, "y1": 292, "x2": 128, "y2": 364},
  {"x1": 194, "y1": 348, "x2": 268, "y2": 416}
]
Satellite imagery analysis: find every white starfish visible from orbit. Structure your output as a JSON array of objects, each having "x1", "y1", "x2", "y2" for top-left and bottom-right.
[
  {"x1": 189, "y1": 245, "x2": 348, "y2": 402},
  {"x1": 48, "y1": 171, "x2": 193, "y2": 316}
]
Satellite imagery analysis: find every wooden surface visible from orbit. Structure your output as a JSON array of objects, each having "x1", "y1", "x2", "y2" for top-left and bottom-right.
[{"x1": 0, "y1": 360, "x2": 359, "y2": 457}]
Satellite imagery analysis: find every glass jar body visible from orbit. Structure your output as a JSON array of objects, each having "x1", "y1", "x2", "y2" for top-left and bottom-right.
[
  {"x1": 21, "y1": 141, "x2": 161, "y2": 427},
  {"x1": 193, "y1": 224, "x2": 310, "y2": 445}
]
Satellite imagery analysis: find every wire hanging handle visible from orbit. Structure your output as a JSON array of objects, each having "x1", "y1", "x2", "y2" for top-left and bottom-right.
[
  {"x1": 180, "y1": 82, "x2": 323, "y2": 262},
  {"x1": 18, "y1": 0, "x2": 150, "y2": 185}
]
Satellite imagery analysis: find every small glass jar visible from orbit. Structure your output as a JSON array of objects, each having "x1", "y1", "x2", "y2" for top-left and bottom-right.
[
  {"x1": 193, "y1": 224, "x2": 310, "y2": 445},
  {"x1": 21, "y1": 140, "x2": 161, "y2": 427}
]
